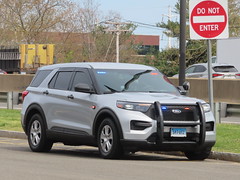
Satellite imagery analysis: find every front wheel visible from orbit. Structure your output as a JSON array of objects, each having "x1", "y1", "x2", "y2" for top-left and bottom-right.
[
  {"x1": 97, "y1": 118, "x2": 123, "y2": 159},
  {"x1": 27, "y1": 114, "x2": 53, "y2": 152},
  {"x1": 184, "y1": 148, "x2": 211, "y2": 160}
]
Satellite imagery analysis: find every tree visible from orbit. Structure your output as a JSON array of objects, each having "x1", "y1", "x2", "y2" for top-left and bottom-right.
[
  {"x1": 142, "y1": 48, "x2": 179, "y2": 76},
  {"x1": 0, "y1": 0, "x2": 139, "y2": 63},
  {"x1": 0, "y1": 0, "x2": 73, "y2": 44}
]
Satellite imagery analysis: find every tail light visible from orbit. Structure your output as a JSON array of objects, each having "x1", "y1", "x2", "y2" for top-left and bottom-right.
[
  {"x1": 212, "y1": 73, "x2": 223, "y2": 78},
  {"x1": 22, "y1": 91, "x2": 29, "y2": 101},
  {"x1": 236, "y1": 73, "x2": 240, "y2": 76}
]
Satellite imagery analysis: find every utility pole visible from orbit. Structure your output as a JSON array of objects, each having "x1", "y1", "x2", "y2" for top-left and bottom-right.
[
  {"x1": 105, "y1": 21, "x2": 130, "y2": 63},
  {"x1": 179, "y1": 0, "x2": 186, "y2": 86},
  {"x1": 162, "y1": 6, "x2": 176, "y2": 49}
]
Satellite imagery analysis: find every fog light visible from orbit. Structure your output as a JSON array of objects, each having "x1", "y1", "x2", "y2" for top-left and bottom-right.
[
  {"x1": 130, "y1": 120, "x2": 152, "y2": 130},
  {"x1": 206, "y1": 122, "x2": 214, "y2": 131}
]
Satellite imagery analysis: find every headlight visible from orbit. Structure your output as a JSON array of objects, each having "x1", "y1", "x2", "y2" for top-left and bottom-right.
[
  {"x1": 116, "y1": 101, "x2": 152, "y2": 112},
  {"x1": 202, "y1": 103, "x2": 211, "y2": 113}
]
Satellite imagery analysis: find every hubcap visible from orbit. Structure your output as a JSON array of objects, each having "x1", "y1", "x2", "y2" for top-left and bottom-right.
[
  {"x1": 100, "y1": 125, "x2": 113, "y2": 153},
  {"x1": 30, "y1": 120, "x2": 41, "y2": 146}
]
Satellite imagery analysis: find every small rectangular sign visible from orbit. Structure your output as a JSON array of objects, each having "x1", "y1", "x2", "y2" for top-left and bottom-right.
[{"x1": 170, "y1": 128, "x2": 187, "y2": 137}]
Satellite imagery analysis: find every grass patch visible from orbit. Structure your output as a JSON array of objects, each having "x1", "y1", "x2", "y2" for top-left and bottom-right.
[
  {"x1": 0, "y1": 109, "x2": 239, "y2": 153},
  {"x1": 0, "y1": 109, "x2": 22, "y2": 132},
  {"x1": 212, "y1": 124, "x2": 240, "y2": 154}
]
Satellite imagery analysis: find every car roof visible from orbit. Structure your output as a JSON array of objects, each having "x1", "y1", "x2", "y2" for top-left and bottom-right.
[
  {"x1": 38, "y1": 62, "x2": 156, "y2": 71},
  {"x1": 189, "y1": 63, "x2": 236, "y2": 68}
]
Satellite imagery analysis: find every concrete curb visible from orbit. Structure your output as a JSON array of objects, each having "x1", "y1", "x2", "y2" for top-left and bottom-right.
[
  {"x1": 0, "y1": 130, "x2": 239, "y2": 163},
  {"x1": 209, "y1": 151, "x2": 240, "y2": 163},
  {"x1": 0, "y1": 130, "x2": 27, "y2": 139}
]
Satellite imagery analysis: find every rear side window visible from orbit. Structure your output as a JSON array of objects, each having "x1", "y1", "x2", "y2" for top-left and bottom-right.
[
  {"x1": 213, "y1": 66, "x2": 238, "y2": 72},
  {"x1": 30, "y1": 70, "x2": 52, "y2": 87},
  {"x1": 194, "y1": 65, "x2": 206, "y2": 73},
  {"x1": 49, "y1": 71, "x2": 73, "y2": 90},
  {"x1": 185, "y1": 66, "x2": 195, "y2": 73}
]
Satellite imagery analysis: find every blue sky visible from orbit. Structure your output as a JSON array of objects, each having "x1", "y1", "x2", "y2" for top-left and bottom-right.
[
  {"x1": 74, "y1": 0, "x2": 179, "y2": 49},
  {"x1": 97, "y1": 0, "x2": 179, "y2": 35}
]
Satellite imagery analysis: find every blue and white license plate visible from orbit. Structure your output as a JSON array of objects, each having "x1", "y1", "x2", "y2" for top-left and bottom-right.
[{"x1": 170, "y1": 128, "x2": 187, "y2": 137}]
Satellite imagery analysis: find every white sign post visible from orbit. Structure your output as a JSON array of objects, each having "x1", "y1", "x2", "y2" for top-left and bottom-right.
[{"x1": 189, "y1": 0, "x2": 229, "y2": 114}]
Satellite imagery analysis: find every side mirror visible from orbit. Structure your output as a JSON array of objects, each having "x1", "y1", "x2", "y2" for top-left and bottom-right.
[
  {"x1": 74, "y1": 83, "x2": 94, "y2": 93},
  {"x1": 177, "y1": 81, "x2": 190, "y2": 95},
  {"x1": 183, "y1": 81, "x2": 190, "y2": 91}
]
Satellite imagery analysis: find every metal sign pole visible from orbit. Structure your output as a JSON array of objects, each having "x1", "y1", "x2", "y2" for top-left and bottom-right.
[
  {"x1": 207, "y1": 39, "x2": 214, "y2": 113},
  {"x1": 179, "y1": 0, "x2": 186, "y2": 86}
]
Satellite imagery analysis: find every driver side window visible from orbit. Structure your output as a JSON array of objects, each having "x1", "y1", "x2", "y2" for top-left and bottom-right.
[{"x1": 71, "y1": 71, "x2": 92, "y2": 91}]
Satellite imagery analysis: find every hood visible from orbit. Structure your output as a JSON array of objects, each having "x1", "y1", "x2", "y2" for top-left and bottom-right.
[{"x1": 105, "y1": 92, "x2": 205, "y2": 105}]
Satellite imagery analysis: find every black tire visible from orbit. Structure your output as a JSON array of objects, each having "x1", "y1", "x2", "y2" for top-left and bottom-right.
[
  {"x1": 97, "y1": 118, "x2": 123, "y2": 159},
  {"x1": 184, "y1": 148, "x2": 211, "y2": 160},
  {"x1": 27, "y1": 114, "x2": 53, "y2": 152}
]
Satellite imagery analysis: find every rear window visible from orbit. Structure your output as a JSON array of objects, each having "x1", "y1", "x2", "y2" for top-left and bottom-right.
[
  {"x1": 213, "y1": 66, "x2": 238, "y2": 72},
  {"x1": 30, "y1": 70, "x2": 52, "y2": 87}
]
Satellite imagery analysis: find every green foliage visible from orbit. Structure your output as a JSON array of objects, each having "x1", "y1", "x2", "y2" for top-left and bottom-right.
[
  {"x1": 64, "y1": 50, "x2": 75, "y2": 62},
  {"x1": 228, "y1": 0, "x2": 240, "y2": 37},
  {"x1": 143, "y1": 48, "x2": 179, "y2": 76},
  {"x1": 157, "y1": 21, "x2": 180, "y2": 38}
]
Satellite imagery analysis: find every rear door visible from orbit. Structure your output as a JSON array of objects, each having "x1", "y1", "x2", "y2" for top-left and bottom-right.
[
  {"x1": 43, "y1": 67, "x2": 96, "y2": 136},
  {"x1": 43, "y1": 67, "x2": 75, "y2": 131}
]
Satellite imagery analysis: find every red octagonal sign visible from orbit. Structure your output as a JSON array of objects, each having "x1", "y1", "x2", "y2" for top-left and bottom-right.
[{"x1": 190, "y1": 0, "x2": 228, "y2": 39}]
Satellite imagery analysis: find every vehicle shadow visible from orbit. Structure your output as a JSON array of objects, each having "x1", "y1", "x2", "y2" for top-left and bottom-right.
[
  {"x1": 46, "y1": 146, "x2": 187, "y2": 161},
  {"x1": 3, "y1": 142, "x2": 187, "y2": 161}
]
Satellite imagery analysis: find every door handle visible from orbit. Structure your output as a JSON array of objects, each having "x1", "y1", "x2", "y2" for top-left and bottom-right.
[
  {"x1": 67, "y1": 94, "x2": 74, "y2": 99},
  {"x1": 43, "y1": 90, "x2": 49, "y2": 95}
]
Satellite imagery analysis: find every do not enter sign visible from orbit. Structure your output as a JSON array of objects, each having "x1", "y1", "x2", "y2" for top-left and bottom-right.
[{"x1": 190, "y1": 0, "x2": 228, "y2": 39}]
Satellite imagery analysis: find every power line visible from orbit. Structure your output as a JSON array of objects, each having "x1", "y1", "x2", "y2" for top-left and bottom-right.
[
  {"x1": 136, "y1": 25, "x2": 163, "y2": 31},
  {"x1": 123, "y1": 19, "x2": 164, "y2": 30}
]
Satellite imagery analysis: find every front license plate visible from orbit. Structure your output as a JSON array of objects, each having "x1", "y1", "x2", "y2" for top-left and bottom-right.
[{"x1": 170, "y1": 128, "x2": 187, "y2": 137}]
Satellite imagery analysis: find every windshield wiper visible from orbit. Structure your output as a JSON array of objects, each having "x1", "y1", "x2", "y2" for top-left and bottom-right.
[
  {"x1": 122, "y1": 70, "x2": 151, "y2": 91},
  {"x1": 104, "y1": 85, "x2": 119, "y2": 93}
]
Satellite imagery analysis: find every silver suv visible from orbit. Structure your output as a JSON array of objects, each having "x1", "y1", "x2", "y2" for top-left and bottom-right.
[{"x1": 21, "y1": 63, "x2": 216, "y2": 160}]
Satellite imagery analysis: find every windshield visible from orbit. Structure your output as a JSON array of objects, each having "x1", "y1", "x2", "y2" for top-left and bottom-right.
[{"x1": 93, "y1": 69, "x2": 179, "y2": 94}]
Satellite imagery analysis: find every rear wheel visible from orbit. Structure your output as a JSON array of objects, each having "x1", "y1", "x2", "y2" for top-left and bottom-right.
[
  {"x1": 27, "y1": 114, "x2": 53, "y2": 152},
  {"x1": 97, "y1": 118, "x2": 123, "y2": 159},
  {"x1": 184, "y1": 148, "x2": 211, "y2": 160}
]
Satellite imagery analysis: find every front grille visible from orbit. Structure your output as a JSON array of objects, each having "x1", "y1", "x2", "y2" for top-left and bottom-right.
[{"x1": 162, "y1": 105, "x2": 200, "y2": 121}]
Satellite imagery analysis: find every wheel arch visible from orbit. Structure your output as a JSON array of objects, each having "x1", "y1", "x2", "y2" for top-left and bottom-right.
[
  {"x1": 23, "y1": 103, "x2": 47, "y2": 135},
  {"x1": 93, "y1": 108, "x2": 123, "y2": 140}
]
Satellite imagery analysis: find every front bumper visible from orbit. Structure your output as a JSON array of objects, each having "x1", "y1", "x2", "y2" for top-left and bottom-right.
[{"x1": 121, "y1": 101, "x2": 216, "y2": 152}]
